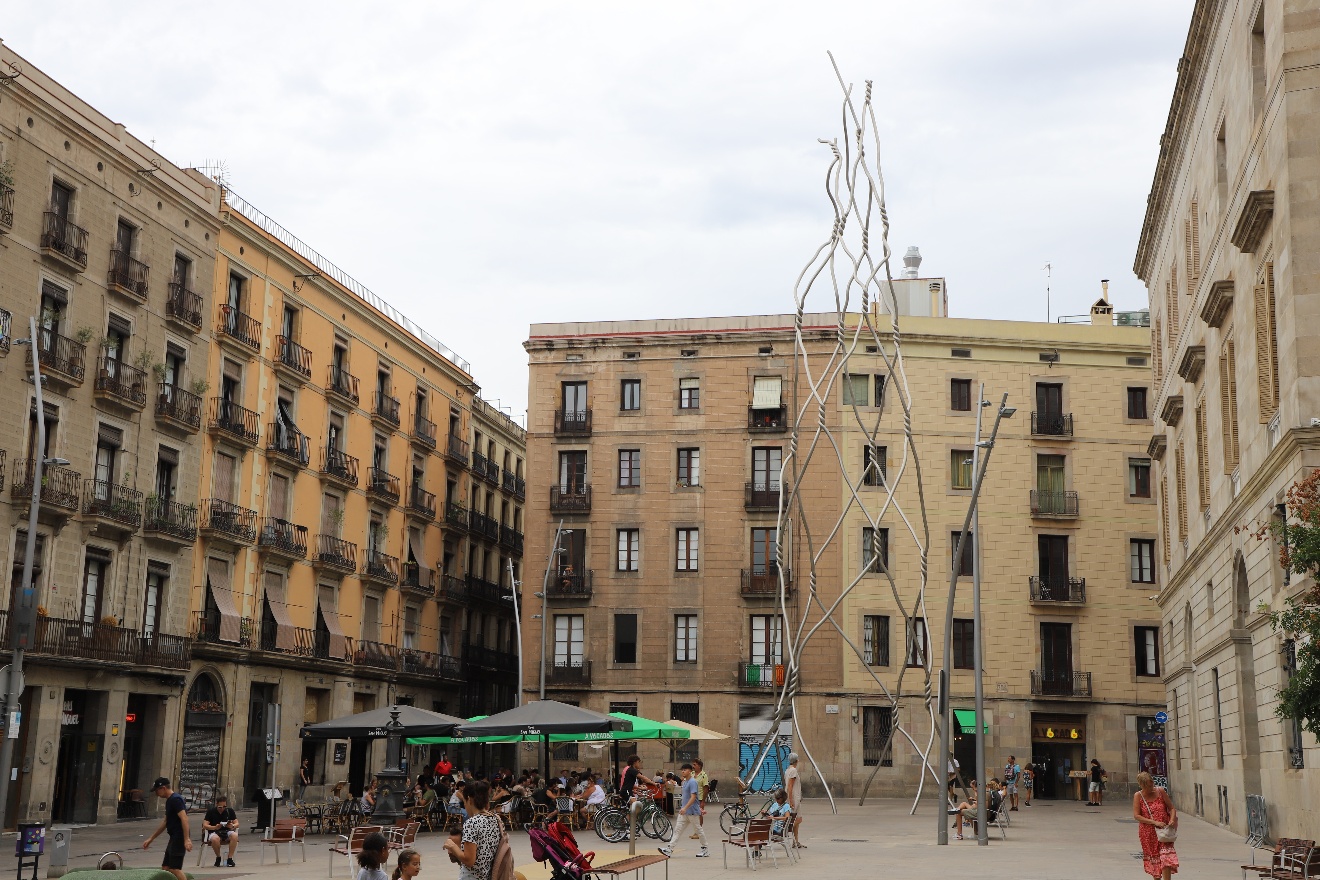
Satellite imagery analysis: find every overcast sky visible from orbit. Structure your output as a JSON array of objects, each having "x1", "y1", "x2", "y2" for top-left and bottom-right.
[{"x1": 4, "y1": 1, "x2": 1191, "y2": 420}]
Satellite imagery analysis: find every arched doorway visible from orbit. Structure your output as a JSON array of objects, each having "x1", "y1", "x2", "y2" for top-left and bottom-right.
[{"x1": 180, "y1": 673, "x2": 226, "y2": 804}]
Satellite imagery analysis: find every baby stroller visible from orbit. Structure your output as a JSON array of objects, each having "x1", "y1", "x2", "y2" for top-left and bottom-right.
[{"x1": 529, "y1": 821, "x2": 595, "y2": 880}]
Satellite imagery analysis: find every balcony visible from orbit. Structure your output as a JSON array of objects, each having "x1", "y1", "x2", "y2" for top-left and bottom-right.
[
  {"x1": 549, "y1": 484, "x2": 591, "y2": 514},
  {"x1": 547, "y1": 569, "x2": 592, "y2": 599},
  {"x1": 373, "y1": 391, "x2": 401, "y2": 429},
  {"x1": 1029, "y1": 576, "x2": 1086, "y2": 605},
  {"x1": 548, "y1": 661, "x2": 592, "y2": 687},
  {"x1": 218, "y1": 304, "x2": 261, "y2": 353},
  {"x1": 199, "y1": 499, "x2": 257, "y2": 544},
  {"x1": 82, "y1": 480, "x2": 142, "y2": 533},
  {"x1": 412, "y1": 414, "x2": 437, "y2": 450},
  {"x1": 0, "y1": 184, "x2": 13, "y2": 232},
  {"x1": 361, "y1": 549, "x2": 401, "y2": 586},
  {"x1": 11, "y1": 459, "x2": 81, "y2": 514},
  {"x1": 257, "y1": 618, "x2": 331, "y2": 660},
  {"x1": 0, "y1": 309, "x2": 10, "y2": 355},
  {"x1": 313, "y1": 534, "x2": 357, "y2": 574},
  {"x1": 436, "y1": 653, "x2": 464, "y2": 680},
  {"x1": 28, "y1": 329, "x2": 86, "y2": 387},
  {"x1": 499, "y1": 525, "x2": 524, "y2": 555},
  {"x1": 257, "y1": 517, "x2": 308, "y2": 560},
  {"x1": 466, "y1": 574, "x2": 510, "y2": 606},
  {"x1": 191, "y1": 611, "x2": 255, "y2": 650},
  {"x1": 107, "y1": 249, "x2": 149, "y2": 300},
  {"x1": 143, "y1": 498, "x2": 198, "y2": 545},
  {"x1": 275, "y1": 336, "x2": 313, "y2": 381},
  {"x1": 41, "y1": 212, "x2": 88, "y2": 271},
  {"x1": 0, "y1": 610, "x2": 190, "y2": 671},
  {"x1": 445, "y1": 501, "x2": 469, "y2": 532},
  {"x1": 1030, "y1": 669, "x2": 1092, "y2": 697},
  {"x1": 353, "y1": 639, "x2": 400, "y2": 672},
  {"x1": 1030, "y1": 490, "x2": 1080, "y2": 518},
  {"x1": 1031, "y1": 411, "x2": 1074, "y2": 437},
  {"x1": 367, "y1": 467, "x2": 401, "y2": 504},
  {"x1": 401, "y1": 648, "x2": 445, "y2": 677},
  {"x1": 319, "y1": 447, "x2": 359, "y2": 488},
  {"x1": 267, "y1": 424, "x2": 310, "y2": 468},
  {"x1": 472, "y1": 451, "x2": 490, "y2": 479},
  {"x1": 445, "y1": 434, "x2": 470, "y2": 468},
  {"x1": 407, "y1": 484, "x2": 436, "y2": 520},
  {"x1": 745, "y1": 483, "x2": 781, "y2": 512},
  {"x1": 741, "y1": 567, "x2": 792, "y2": 597},
  {"x1": 155, "y1": 384, "x2": 202, "y2": 433},
  {"x1": 739, "y1": 662, "x2": 788, "y2": 689},
  {"x1": 748, "y1": 405, "x2": 788, "y2": 432},
  {"x1": 554, "y1": 408, "x2": 592, "y2": 437},
  {"x1": 463, "y1": 642, "x2": 519, "y2": 674},
  {"x1": 502, "y1": 470, "x2": 522, "y2": 498},
  {"x1": 165, "y1": 281, "x2": 204, "y2": 332},
  {"x1": 208, "y1": 398, "x2": 260, "y2": 447},
  {"x1": 482, "y1": 459, "x2": 501, "y2": 487},
  {"x1": 401, "y1": 561, "x2": 434, "y2": 597},
  {"x1": 439, "y1": 574, "x2": 468, "y2": 603},
  {"x1": 469, "y1": 509, "x2": 500, "y2": 542},
  {"x1": 326, "y1": 366, "x2": 360, "y2": 406},
  {"x1": 92, "y1": 357, "x2": 148, "y2": 411}
]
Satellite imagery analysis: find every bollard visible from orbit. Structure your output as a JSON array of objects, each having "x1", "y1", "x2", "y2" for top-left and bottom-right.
[
  {"x1": 46, "y1": 827, "x2": 70, "y2": 879},
  {"x1": 628, "y1": 799, "x2": 642, "y2": 856}
]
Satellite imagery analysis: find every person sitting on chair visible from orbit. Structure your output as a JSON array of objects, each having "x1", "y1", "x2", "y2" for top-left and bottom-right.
[
  {"x1": 759, "y1": 789, "x2": 793, "y2": 836},
  {"x1": 203, "y1": 794, "x2": 239, "y2": 867}
]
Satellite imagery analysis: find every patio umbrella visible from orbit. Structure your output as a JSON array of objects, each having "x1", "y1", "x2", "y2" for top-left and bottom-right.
[
  {"x1": 299, "y1": 703, "x2": 464, "y2": 739},
  {"x1": 408, "y1": 717, "x2": 522, "y2": 746},
  {"x1": 656, "y1": 719, "x2": 730, "y2": 763},
  {"x1": 447, "y1": 700, "x2": 633, "y2": 774}
]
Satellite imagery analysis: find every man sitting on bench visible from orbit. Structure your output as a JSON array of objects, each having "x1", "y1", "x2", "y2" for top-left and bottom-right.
[{"x1": 203, "y1": 794, "x2": 240, "y2": 867}]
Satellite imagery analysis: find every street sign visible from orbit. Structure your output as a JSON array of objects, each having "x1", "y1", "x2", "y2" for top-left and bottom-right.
[{"x1": 1154, "y1": 711, "x2": 1168, "y2": 724}]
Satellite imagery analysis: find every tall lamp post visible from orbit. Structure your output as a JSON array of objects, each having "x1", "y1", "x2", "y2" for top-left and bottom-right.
[{"x1": 535, "y1": 522, "x2": 566, "y2": 701}]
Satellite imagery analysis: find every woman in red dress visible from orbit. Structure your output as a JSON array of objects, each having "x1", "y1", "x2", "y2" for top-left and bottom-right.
[{"x1": 1132, "y1": 771, "x2": 1179, "y2": 878}]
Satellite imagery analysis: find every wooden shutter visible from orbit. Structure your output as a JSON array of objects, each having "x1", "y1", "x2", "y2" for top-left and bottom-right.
[
  {"x1": 1266, "y1": 263, "x2": 1279, "y2": 409},
  {"x1": 1160, "y1": 482, "x2": 1171, "y2": 563},
  {"x1": 1153, "y1": 319, "x2": 1163, "y2": 382},
  {"x1": 1219, "y1": 354, "x2": 1235, "y2": 473},
  {"x1": 1227, "y1": 340, "x2": 1240, "y2": 466},
  {"x1": 1175, "y1": 442, "x2": 1188, "y2": 538},
  {"x1": 1254, "y1": 268, "x2": 1279, "y2": 421},
  {"x1": 1185, "y1": 219, "x2": 1194, "y2": 291},
  {"x1": 1190, "y1": 202, "x2": 1201, "y2": 283},
  {"x1": 213, "y1": 452, "x2": 236, "y2": 502},
  {"x1": 1170, "y1": 264, "x2": 1180, "y2": 328},
  {"x1": 1195, "y1": 402, "x2": 1210, "y2": 508}
]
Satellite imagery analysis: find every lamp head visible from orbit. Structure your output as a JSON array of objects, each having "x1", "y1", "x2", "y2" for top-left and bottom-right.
[
  {"x1": 1000, "y1": 407, "x2": 1017, "y2": 418},
  {"x1": 43, "y1": 457, "x2": 70, "y2": 467}
]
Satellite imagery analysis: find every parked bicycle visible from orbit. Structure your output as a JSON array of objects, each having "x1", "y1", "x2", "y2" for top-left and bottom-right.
[
  {"x1": 594, "y1": 794, "x2": 672, "y2": 843},
  {"x1": 719, "y1": 785, "x2": 782, "y2": 835}
]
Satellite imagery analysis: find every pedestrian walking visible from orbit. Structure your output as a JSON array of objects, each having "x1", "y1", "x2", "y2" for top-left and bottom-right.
[
  {"x1": 658, "y1": 763, "x2": 708, "y2": 858},
  {"x1": 1021, "y1": 762, "x2": 1034, "y2": 806},
  {"x1": 1133, "y1": 771, "x2": 1178, "y2": 879},
  {"x1": 298, "y1": 758, "x2": 312, "y2": 801},
  {"x1": 692, "y1": 758, "x2": 709, "y2": 839},
  {"x1": 444, "y1": 780, "x2": 503, "y2": 880},
  {"x1": 1003, "y1": 755, "x2": 1021, "y2": 811},
  {"x1": 142, "y1": 777, "x2": 191, "y2": 880},
  {"x1": 784, "y1": 753, "x2": 804, "y2": 848},
  {"x1": 1088, "y1": 759, "x2": 1105, "y2": 806}
]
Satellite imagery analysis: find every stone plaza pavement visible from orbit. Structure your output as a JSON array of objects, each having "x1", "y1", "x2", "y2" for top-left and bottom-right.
[{"x1": 38, "y1": 798, "x2": 1256, "y2": 880}]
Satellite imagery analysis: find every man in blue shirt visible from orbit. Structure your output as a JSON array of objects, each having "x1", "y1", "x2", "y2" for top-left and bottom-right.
[
  {"x1": 658, "y1": 764, "x2": 708, "y2": 858},
  {"x1": 143, "y1": 777, "x2": 191, "y2": 880}
]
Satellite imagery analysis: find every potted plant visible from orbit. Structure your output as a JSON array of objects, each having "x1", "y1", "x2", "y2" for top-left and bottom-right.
[
  {"x1": 190, "y1": 378, "x2": 209, "y2": 397},
  {"x1": 0, "y1": 160, "x2": 14, "y2": 190}
]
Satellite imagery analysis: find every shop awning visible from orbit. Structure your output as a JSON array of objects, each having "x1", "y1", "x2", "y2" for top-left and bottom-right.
[
  {"x1": 263, "y1": 572, "x2": 297, "y2": 652},
  {"x1": 954, "y1": 709, "x2": 989, "y2": 735},
  {"x1": 206, "y1": 558, "x2": 241, "y2": 644}
]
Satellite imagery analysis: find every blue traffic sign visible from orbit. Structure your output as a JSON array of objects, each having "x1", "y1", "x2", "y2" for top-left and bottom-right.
[{"x1": 1154, "y1": 711, "x2": 1168, "y2": 724}]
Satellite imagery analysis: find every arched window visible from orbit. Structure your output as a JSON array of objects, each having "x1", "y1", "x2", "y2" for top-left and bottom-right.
[{"x1": 187, "y1": 673, "x2": 224, "y2": 714}]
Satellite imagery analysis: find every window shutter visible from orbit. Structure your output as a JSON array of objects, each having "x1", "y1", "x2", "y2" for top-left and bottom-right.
[
  {"x1": 1170, "y1": 264, "x2": 1180, "y2": 328},
  {"x1": 1152, "y1": 318, "x2": 1163, "y2": 382},
  {"x1": 752, "y1": 377, "x2": 782, "y2": 408},
  {"x1": 1190, "y1": 202, "x2": 1201, "y2": 282},
  {"x1": 1160, "y1": 482, "x2": 1171, "y2": 563},
  {"x1": 1184, "y1": 219, "x2": 1194, "y2": 291},
  {"x1": 1266, "y1": 263, "x2": 1279, "y2": 409},
  {"x1": 1195, "y1": 402, "x2": 1210, "y2": 508},
  {"x1": 1219, "y1": 353, "x2": 1236, "y2": 473},
  {"x1": 1175, "y1": 442, "x2": 1188, "y2": 538},
  {"x1": 1254, "y1": 280, "x2": 1276, "y2": 421},
  {"x1": 1227, "y1": 340, "x2": 1240, "y2": 466}
]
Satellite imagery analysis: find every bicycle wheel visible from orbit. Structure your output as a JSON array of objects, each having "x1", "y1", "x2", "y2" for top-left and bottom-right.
[
  {"x1": 596, "y1": 808, "x2": 629, "y2": 843},
  {"x1": 643, "y1": 809, "x2": 671, "y2": 841},
  {"x1": 719, "y1": 803, "x2": 747, "y2": 835}
]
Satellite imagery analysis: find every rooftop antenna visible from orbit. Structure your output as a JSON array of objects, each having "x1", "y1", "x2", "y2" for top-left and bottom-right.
[{"x1": 1043, "y1": 262, "x2": 1052, "y2": 322}]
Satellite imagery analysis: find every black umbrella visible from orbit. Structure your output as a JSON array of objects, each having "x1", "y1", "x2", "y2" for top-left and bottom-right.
[
  {"x1": 299, "y1": 704, "x2": 465, "y2": 739},
  {"x1": 454, "y1": 701, "x2": 632, "y2": 774}
]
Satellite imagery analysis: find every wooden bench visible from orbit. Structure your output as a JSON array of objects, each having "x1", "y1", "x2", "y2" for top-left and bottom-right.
[
  {"x1": 328, "y1": 824, "x2": 382, "y2": 878},
  {"x1": 260, "y1": 818, "x2": 307, "y2": 865},
  {"x1": 589, "y1": 853, "x2": 670, "y2": 880}
]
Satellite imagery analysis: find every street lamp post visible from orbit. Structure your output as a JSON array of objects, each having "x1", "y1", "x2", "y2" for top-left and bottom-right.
[{"x1": 536, "y1": 521, "x2": 566, "y2": 701}]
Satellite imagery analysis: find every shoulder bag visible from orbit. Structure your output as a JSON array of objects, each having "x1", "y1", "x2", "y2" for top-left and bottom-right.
[{"x1": 1138, "y1": 791, "x2": 1177, "y2": 843}]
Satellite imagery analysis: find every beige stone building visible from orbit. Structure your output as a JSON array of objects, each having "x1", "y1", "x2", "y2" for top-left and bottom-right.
[
  {"x1": 523, "y1": 298, "x2": 1162, "y2": 798},
  {"x1": 0, "y1": 41, "x2": 221, "y2": 824},
  {"x1": 1136, "y1": 0, "x2": 1320, "y2": 838}
]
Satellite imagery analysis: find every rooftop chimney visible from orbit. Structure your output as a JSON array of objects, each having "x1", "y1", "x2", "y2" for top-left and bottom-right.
[
  {"x1": 1091, "y1": 279, "x2": 1114, "y2": 326},
  {"x1": 1101, "y1": 278, "x2": 1110, "y2": 302},
  {"x1": 901, "y1": 246, "x2": 922, "y2": 279}
]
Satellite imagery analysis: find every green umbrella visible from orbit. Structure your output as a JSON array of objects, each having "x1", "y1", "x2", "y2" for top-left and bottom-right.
[{"x1": 408, "y1": 712, "x2": 687, "y2": 745}]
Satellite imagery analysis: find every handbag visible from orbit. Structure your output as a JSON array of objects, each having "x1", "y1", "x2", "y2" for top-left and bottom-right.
[{"x1": 1139, "y1": 791, "x2": 1178, "y2": 843}]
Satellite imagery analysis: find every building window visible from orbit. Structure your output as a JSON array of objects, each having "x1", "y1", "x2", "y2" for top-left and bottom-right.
[
  {"x1": 952, "y1": 619, "x2": 975, "y2": 670},
  {"x1": 1129, "y1": 458, "x2": 1152, "y2": 498},
  {"x1": 679, "y1": 378, "x2": 700, "y2": 410},
  {"x1": 862, "y1": 527, "x2": 888, "y2": 573},
  {"x1": 675, "y1": 615, "x2": 698, "y2": 663},
  {"x1": 618, "y1": 449, "x2": 641, "y2": 488},
  {"x1": 677, "y1": 448, "x2": 700, "y2": 486},
  {"x1": 670, "y1": 702, "x2": 701, "y2": 760},
  {"x1": 750, "y1": 615, "x2": 783, "y2": 665},
  {"x1": 81, "y1": 550, "x2": 110, "y2": 625},
  {"x1": 614, "y1": 613, "x2": 638, "y2": 663},
  {"x1": 1135, "y1": 626, "x2": 1160, "y2": 676},
  {"x1": 616, "y1": 529, "x2": 640, "y2": 571},
  {"x1": 863, "y1": 445, "x2": 887, "y2": 486},
  {"x1": 558, "y1": 451, "x2": 587, "y2": 493},
  {"x1": 1127, "y1": 387, "x2": 1148, "y2": 420},
  {"x1": 752, "y1": 447, "x2": 782, "y2": 492},
  {"x1": 906, "y1": 618, "x2": 928, "y2": 667},
  {"x1": 843, "y1": 374, "x2": 869, "y2": 406},
  {"x1": 950, "y1": 379, "x2": 972, "y2": 412},
  {"x1": 621, "y1": 379, "x2": 641, "y2": 412},
  {"x1": 874, "y1": 375, "x2": 887, "y2": 409},
  {"x1": 751, "y1": 528, "x2": 778, "y2": 576},
  {"x1": 862, "y1": 615, "x2": 889, "y2": 667},
  {"x1": 676, "y1": 529, "x2": 699, "y2": 571},
  {"x1": 950, "y1": 449, "x2": 973, "y2": 489},
  {"x1": 553, "y1": 614, "x2": 584, "y2": 667},
  {"x1": 862, "y1": 706, "x2": 894, "y2": 767},
  {"x1": 143, "y1": 565, "x2": 167, "y2": 637},
  {"x1": 1131, "y1": 539, "x2": 1156, "y2": 584},
  {"x1": 562, "y1": 381, "x2": 588, "y2": 416},
  {"x1": 952, "y1": 531, "x2": 974, "y2": 577}
]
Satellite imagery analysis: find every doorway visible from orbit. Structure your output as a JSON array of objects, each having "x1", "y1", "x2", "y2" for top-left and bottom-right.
[
  {"x1": 242, "y1": 683, "x2": 277, "y2": 807},
  {"x1": 1030, "y1": 714, "x2": 1086, "y2": 800},
  {"x1": 52, "y1": 691, "x2": 103, "y2": 824}
]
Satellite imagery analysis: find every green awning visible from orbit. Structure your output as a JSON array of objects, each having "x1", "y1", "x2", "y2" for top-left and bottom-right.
[
  {"x1": 408, "y1": 712, "x2": 688, "y2": 746},
  {"x1": 954, "y1": 709, "x2": 989, "y2": 735},
  {"x1": 408, "y1": 716, "x2": 521, "y2": 745}
]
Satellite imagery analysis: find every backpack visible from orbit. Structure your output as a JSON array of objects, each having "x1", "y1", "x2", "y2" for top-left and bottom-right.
[{"x1": 491, "y1": 827, "x2": 516, "y2": 880}]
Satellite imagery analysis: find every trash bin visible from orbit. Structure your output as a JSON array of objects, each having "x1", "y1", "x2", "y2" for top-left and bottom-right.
[
  {"x1": 46, "y1": 826, "x2": 70, "y2": 878},
  {"x1": 254, "y1": 788, "x2": 283, "y2": 832}
]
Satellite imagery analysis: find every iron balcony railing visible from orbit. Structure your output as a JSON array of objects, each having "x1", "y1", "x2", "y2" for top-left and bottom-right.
[
  {"x1": 108, "y1": 249, "x2": 150, "y2": 298},
  {"x1": 0, "y1": 609, "x2": 191, "y2": 670},
  {"x1": 413, "y1": 414, "x2": 437, "y2": 448},
  {"x1": 218, "y1": 303, "x2": 261, "y2": 351},
  {"x1": 472, "y1": 451, "x2": 490, "y2": 477},
  {"x1": 1031, "y1": 411, "x2": 1074, "y2": 437},
  {"x1": 550, "y1": 484, "x2": 591, "y2": 513},
  {"x1": 547, "y1": 569, "x2": 592, "y2": 598},
  {"x1": 445, "y1": 434, "x2": 470, "y2": 466},
  {"x1": 440, "y1": 574, "x2": 468, "y2": 602},
  {"x1": 465, "y1": 574, "x2": 509, "y2": 606},
  {"x1": 0, "y1": 451, "x2": 7, "y2": 494},
  {"x1": 93, "y1": 356, "x2": 147, "y2": 407},
  {"x1": 41, "y1": 211, "x2": 88, "y2": 268},
  {"x1": 739, "y1": 662, "x2": 789, "y2": 689},
  {"x1": 373, "y1": 391, "x2": 401, "y2": 427},
  {"x1": 437, "y1": 654, "x2": 464, "y2": 679},
  {"x1": 469, "y1": 510, "x2": 500, "y2": 541},
  {"x1": 83, "y1": 480, "x2": 142, "y2": 528},
  {"x1": 1030, "y1": 489, "x2": 1080, "y2": 518},
  {"x1": 191, "y1": 611, "x2": 255, "y2": 648},
  {"x1": 156, "y1": 384, "x2": 202, "y2": 430},
  {"x1": 408, "y1": 484, "x2": 436, "y2": 518},
  {"x1": 326, "y1": 365, "x2": 360, "y2": 404},
  {"x1": 314, "y1": 534, "x2": 357, "y2": 571},
  {"x1": 513, "y1": 475, "x2": 526, "y2": 500},
  {"x1": 745, "y1": 482, "x2": 781, "y2": 511},
  {"x1": 445, "y1": 501, "x2": 469, "y2": 531},
  {"x1": 143, "y1": 498, "x2": 198, "y2": 542},
  {"x1": 320, "y1": 446, "x2": 359, "y2": 486},
  {"x1": 200, "y1": 498, "x2": 257, "y2": 542},
  {"x1": 554, "y1": 408, "x2": 592, "y2": 436},
  {"x1": 209, "y1": 397, "x2": 260, "y2": 444},
  {"x1": 267, "y1": 423, "x2": 310, "y2": 467},
  {"x1": 402, "y1": 561, "x2": 434, "y2": 594},
  {"x1": 741, "y1": 566, "x2": 792, "y2": 596},
  {"x1": 11, "y1": 459, "x2": 81, "y2": 511},
  {"x1": 499, "y1": 525, "x2": 524, "y2": 554},
  {"x1": 501, "y1": 471, "x2": 517, "y2": 494},
  {"x1": 401, "y1": 648, "x2": 443, "y2": 677},
  {"x1": 367, "y1": 467, "x2": 401, "y2": 503},
  {"x1": 0, "y1": 308, "x2": 10, "y2": 355},
  {"x1": 276, "y1": 335, "x2": 313, "y2": 379},
  {"x1": 32, "y1": 328, "x2": 87, "y2": 384},
  {"x1": 1029, "y1": 576, "x2": 1087, "y2": 603},
  {"x1": 353, "y1": 639, "x2": 399, "y2": 672},
  {"x1": 0, "y1": 184, "x2": 13, "y2": 231},
  {"x1": 258, "y1": 517, "x2": 308, "y2": 557},
  {"x1": 1030, "y1": 669, "x2": 1092, "y2": 697},
  {"x1": 463, "y1": 642, "x2": 519, "y2": 674},
  {"x1": 483, "y1": 459, "x2": 501, "y2": 486},
  {"x1": 548, "y1": 661, "x2": 592, "y2": 686},
  {"x1": 362, "y1": 549, "x2": 400, "y2": 584},
  {"x1": 165, "y1": 281, "x2": 204, "y2": 329},
  {"x1": 258, "y1": 618, "x2": 330, "y2": 659},
  {"x1": 748, "y1": 405, "x2": 788, "y2": 431}
]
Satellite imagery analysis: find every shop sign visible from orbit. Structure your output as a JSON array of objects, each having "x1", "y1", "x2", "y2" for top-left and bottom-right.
[{"x1": 1031, "y1": 722, "x2": 1084, "y2": 742}]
